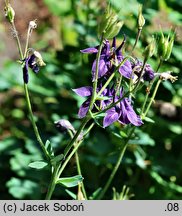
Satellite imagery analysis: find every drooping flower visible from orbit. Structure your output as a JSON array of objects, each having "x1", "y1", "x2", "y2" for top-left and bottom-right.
[
  {"x1": 23, "y1": 54, "x2": 39, "y2": 83},
  {"x1": 103, "y1": 89, "x2": 143, "y2": 128},
  {"x1": 80, "y1": 37, "x2": 132, "y2": 81},
  {"x1": 22, "y1": 51, "x2": 45, "y2": 84},
  {"x1": 131, "y1": 59, "x2": 155, "y2": 82}
]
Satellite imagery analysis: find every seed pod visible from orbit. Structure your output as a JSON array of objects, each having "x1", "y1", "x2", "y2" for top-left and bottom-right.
[
  {"x1": 157, "y1": 30, "x2": 175, "y2": 61},
  {"x1": 164, "y1": 33, "x2": 175, "y2": 61}
]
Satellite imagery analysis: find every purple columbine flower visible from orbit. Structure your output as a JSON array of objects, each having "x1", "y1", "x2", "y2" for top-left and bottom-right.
[
  {"x1": 143, "y1": 64, "x2": 155, "y2": 81},
  {"x1": 132, "y1": 60, "x2": 155, "y2": 82},
  {"x1": 73, "y1": 85, "x2": 113, "y2": 118},
  {"x1": 80, "y1": 37, "x2": 132, "y2": 81},
  {"x1": 23, "y1": 54, "x2": 39, "y2": 84},
  {"x1": 103, "y1": 89, "x2": 143, "y2": 128}
]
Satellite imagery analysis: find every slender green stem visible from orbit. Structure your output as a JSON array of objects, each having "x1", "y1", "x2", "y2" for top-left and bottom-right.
[
  {"x1": 140, "y1": 60, "x2": 162, "y2": 117},
  {"x1": 97, "y1": 127, "x2": 136, "y2": 200},
  {"x1": 24, "y1": 28, "x2": 30, "y2": 58},
  {"x1": 45, "y1": 120, "x2": 95, "y2": 200},
  {"x1": 45, "y1": 167, "x2": 59, "y2": 200},
  {"x1": 24, "y1": 83, "x2": 50, "y2": 160},
  {"x1": 63, "y1": 117, "x2": 90, "y2": 158},
  {"x1": 11, "y1": 21, "x2": 23, "y2": 59},
  {"x1": 75, "y1": 151, "x2": 88, "y2": 199},
  {"x1": 89, "y1": 37, "x2": 104, "y2": 111},
  {"x1": 132, "y1": 59, "x2": 147, "y2": 95},
  {"x1": 132, "y1": 29, "x2": 142, "y2": 52},
  {"x1": 67, "y1": 130, "x2": 88, "y2": 200},
  {"x1": 57, "y1": 122, "x2": 95, "y2": 183},
  {"x1": 143, "y1": 79, "x2": 162, "y2": 117},
  {"x1": 97, "y1": 72, "x2": 115, "y2": 96}
]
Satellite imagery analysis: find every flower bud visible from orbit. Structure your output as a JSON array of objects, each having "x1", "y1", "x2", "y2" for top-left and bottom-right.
[
  {"x1": 138, "y1": 5, "x2": 145, "y2": 30},
  {"x1": 29, "y1": 20, "x2": 37, "y2": 30},
  {"x1": 4, "y1": 4, "x2": 15, "y2": 23},
  {"x1": 55, "y1": 119, "x2": 75, "y2": 133},
  {"x1": 98, "y1": 6, "x2": 123, "y2": 39},
  {"x1": 143, "y1": 36, "x2": 156, "y2": 59}
]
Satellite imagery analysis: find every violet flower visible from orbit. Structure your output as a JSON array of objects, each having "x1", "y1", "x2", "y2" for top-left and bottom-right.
[
  {"x1": 132, "y1": 60, "x2": 155, "y2": 82},
  {"x1": 80, "y1": 37, "x2": 132, "y2": 81},
  {"x1": 23, "y1": 54, "x2": 39, "y2": 83},
  {"x1": 103, "y1": 89, "x2": 143, "y2": 128},
  {"x1": 73, "y1": 85, "x2": 113, "y2": 118}
]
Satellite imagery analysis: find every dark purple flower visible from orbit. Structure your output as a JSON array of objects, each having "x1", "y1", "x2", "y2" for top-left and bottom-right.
[
  {"x1": 103, "y1": 89, "x2": 143, "y2": 128},
  {"x1": 143, "y1": 64, "x2": 155, "y2": 81},
  {"x1": 22, "y1": 54, "x2": 40, "y2": 83},
  {"x1": 132, "y1": 60, "x2": 155, "y2": 82},
  {"x1": 73, "y1": 85, "x2": 113, "y2": 118},
  {"x1": 81, "y1": 38, "x2": 132, "y2": 81}
]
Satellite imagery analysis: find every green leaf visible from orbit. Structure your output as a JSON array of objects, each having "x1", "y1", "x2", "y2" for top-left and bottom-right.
[
  {"x1": 129, "y1": 129, "x2": 155, "y2": 146},
  {"x1": 28, "y1": 161, "x2": 48, "y2": 169},
  {"x1": 65, "y1": 189, "x2": 77, "y2": 200},
  {"x1": 120, "y1": 131, "x2": 128, "y2": 138},
  {"x1": 6, "y1": 178, "x2": 40, "y2": 199},
  {"x1": 50, "y1": 154, "x2": 64, "y2": 166},
  {"x1": 96, "y1": 96, "x2": 111, "y2": 101},
  {"x1": 112, "y1": 131, "x2": 127, "y2": 139},
  {"x1": 143, "y1": 116, "x2": 155, "y2": 123},
  {"x1": 56, "y1": 175, "x2": 83, "y2": 188},
  {"x1": 89, "y1": 187, "x2": 102, "y2": 200}
]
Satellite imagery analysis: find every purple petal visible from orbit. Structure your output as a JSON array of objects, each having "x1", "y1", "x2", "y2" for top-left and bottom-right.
[
  {"x1": 80, "y1": 47, "x2": 98, "y2": 54},
  {"x1": 102, "y1": 40, "x2": 110, "y2": 55},
  {"x1": 92, "y1": 57, "x2": 108, "y2": 81},
  {"x1": 103, "y1": 107, "x2": 121, "y2": 128},
  {"x1": 118, "y1": 59, "x2": 132, "y2": 79},
  {"x1": 23, "y1": 59, "x2": 29, "y2": 84},
  {"x1": 122, "y1": 99, "x2": 143, "y2": 126},
  {"x1": 28, "y1": 54, "x2": 36, "y2": 67},
  {"x1": 32, "y1": 65, "x2": 39, "y2": 73},
  {"x1": 78, "y1": 100, "x2": 90, "y2": 118},
  {"x1": 118, "y1": 100, "x2": 130, "y2": 125},
  {"x1": 143, "y1": 64, "x2": 155, "y2": 81},
  {"x1": 72, "y1": 86, "x2": 93, "y2": 97}
]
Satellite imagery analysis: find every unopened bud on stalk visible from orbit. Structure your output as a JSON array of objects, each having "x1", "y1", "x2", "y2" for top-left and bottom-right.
[
  {"x1": 138, "y1": 5, "x2": 145, "y2": 30},
  {"x1": 29, "y1": 20, "x2": 37, "y2": 30},
  {"x1": 54, "y1": 119, "x2": 75, "y2": 133},
  {"x1": 143, "y1": 36, "x2": 156, "y2": 59},
  {"x1": 157, "y1": 30, "x2": 175, "y2": 61},
  {"x1": 4, "y1": 3, "x2": 15, "y2": 23},
  {"x1": 98, "y1": 6, "x2": 123, "y2": 39}
]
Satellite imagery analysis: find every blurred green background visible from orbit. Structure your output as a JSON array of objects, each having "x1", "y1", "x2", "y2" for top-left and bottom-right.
[{"x1": 0, "y1": 0, "x2": 182, "y2": 199}]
